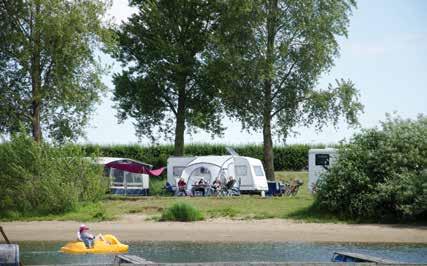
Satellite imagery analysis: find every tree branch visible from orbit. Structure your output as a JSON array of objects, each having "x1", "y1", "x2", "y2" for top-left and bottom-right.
[
  {"x1": 0, "y1": 0, "x2": 31, "y2": 39},
  {"x1": 161, "y1": 93, "x2": 177, "y2": 116},
  {"x1": 272, "y1": 61, "x2": 296, "y2": 100}
]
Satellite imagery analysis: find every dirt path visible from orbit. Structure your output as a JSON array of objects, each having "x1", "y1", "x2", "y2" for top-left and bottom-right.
[{"x1": 2, "y1": 215, "x2": 426, "y2": 243}]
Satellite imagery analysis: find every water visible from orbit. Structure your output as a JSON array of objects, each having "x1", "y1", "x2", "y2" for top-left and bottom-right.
[{"x1": 19, "y1": 241, "x2": 427, "y2": 265}]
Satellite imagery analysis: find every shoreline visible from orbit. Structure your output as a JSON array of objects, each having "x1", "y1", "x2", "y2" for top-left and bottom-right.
[{"x1": 2, "y1": 216, "x2": 427, "y2": 244}]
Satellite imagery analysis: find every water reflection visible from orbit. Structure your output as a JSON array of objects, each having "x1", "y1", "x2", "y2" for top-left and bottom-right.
[{"x1": 19, "y1": 241, "x2": 427, "y2": 265}]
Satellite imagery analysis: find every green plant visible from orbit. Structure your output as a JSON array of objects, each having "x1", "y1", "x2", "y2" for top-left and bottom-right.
[
  {"x1": 78, "y1": 143, "x2": 328, "y2": 171},
  {"x1": 160, "y1": 202, "x2": 204, "y2": 222},
  {"x1": 149, "y1": 176, "x2": 169, "y2": 196},
  {"x1": 0, "y1": 133, "x2": 106, "y2": 216},
  {"x1": 316, "y1": 115, "x2": 427, "y2": 222}
]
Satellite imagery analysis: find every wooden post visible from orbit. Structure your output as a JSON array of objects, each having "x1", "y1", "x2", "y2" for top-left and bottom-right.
[{"x1": 0, "y1": 226, "x2": 11, "y2": 244}]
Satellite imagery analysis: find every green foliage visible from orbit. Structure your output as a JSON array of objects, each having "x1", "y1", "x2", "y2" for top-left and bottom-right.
[
  {"x1": 160, "y1": 202, "x2": 204, "y2": 222},
  {"x1": 149, "y1": 176, "x2": 169, "y2": 196},
  {"x1": 0, "y1": 0, "x2": 114, "y2": 142},
  {"x1": 79, "y1": 143, "x2": 323, "y2": 171},
  {"x1": 112, "y1": 0, "x2": 224, "y2": 155},
  {"x1": 315, "y1": 115, "x2": 427, "y2": 222},
  {"x1": 207, "y1": 0, "x2": 362, "y2": 179},
  {"x1": 0, "y1": 133, "x2": 107, "y2": 216}
]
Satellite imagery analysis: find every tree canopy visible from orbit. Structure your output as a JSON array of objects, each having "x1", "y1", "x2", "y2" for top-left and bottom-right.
[
  {"x1": 0, "y1": 0, "x2": 113, "y2": 143},
  {"x1": 208, "y1": 0, "x2": 363, "y2": 179},
  {"x1": 112, "y1": 0, "x2": 224, "y2": 155}
]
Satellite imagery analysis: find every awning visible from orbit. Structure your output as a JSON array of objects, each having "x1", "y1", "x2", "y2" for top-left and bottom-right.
[{"x1": 105, "y1": 162, "x2": 165, "y2": 176}]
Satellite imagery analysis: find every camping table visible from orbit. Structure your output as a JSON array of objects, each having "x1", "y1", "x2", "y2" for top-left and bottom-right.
[{"x1": 191, "y1": 184, "x2": 210, "y2": 196}]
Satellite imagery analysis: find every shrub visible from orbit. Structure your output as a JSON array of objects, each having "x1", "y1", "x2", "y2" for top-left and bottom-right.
[
  {"x1": 315, "y1": 115, "x2": 427, "y2": 222},
  {"x1": 149, "y1": 176, "x2": 169, "y2": 196},
  {"x1": 80, "y1": 143, "x2": 324, "y2": 171},
  {"x1": 0, "y1": 133, "x2": 107, "y2": 216},
  {"x1": 160, "y1": 202, "x2": 204, "y2": 221}
]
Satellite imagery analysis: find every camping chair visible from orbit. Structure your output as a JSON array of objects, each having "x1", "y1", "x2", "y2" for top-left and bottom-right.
[
  {"x1": 289, "y1": 179, "x2": 304, "y2": 196},
  {"x1": 163, "y1": 182, "x2": 175, "y2": 196},
  {"x1": 220, "y1": 179, "x2": 236, "y2": 196}
]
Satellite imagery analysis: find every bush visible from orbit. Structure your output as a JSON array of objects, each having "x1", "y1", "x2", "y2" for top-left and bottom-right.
[
  {"x1": 80, "y1": 143, "x2": 324, "y2": 171},
  {"x1": 315, "y1": 115, "x2": 427, "y2": 222},
  {"x1": 0, "y1": 133, "x2": 107, "y2": 216},
  {"x1": 160, "y1": 202, "x2": 204, "y2": 221}
]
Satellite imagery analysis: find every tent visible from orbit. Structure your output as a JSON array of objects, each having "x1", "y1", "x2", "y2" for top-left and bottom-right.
[
  {"x1": 167, "y1": 155, "x2": 268, "y2": 194},
  {"x1": 97, "y1": 157, "x2": 164, "y2": 196}
]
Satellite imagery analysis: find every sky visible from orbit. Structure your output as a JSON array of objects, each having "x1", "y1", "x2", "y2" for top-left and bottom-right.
[{"x1": 81, "y1": 0, "x2": 427, "y2": 146}]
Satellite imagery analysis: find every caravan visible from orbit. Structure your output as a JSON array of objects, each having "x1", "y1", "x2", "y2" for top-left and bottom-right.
[
  {"x1": 167, "y1": 154, "x2": 268, "y2": 194},
  {"x1": 308, "y1": 148, "x2": 338, "y2": 193},
  {"x1": 97, "y1": 157, "x2": 164, "y2": 196}
]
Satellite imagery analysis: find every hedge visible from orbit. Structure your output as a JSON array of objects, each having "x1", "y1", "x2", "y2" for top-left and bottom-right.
[{"x1": 79, "y1": 143, "x2": 329, "y2": 171}]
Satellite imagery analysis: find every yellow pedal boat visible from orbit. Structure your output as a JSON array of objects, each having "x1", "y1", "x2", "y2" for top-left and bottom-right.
[{"x1": 60, "y1": 234, "x2": 128, "y2": 254}]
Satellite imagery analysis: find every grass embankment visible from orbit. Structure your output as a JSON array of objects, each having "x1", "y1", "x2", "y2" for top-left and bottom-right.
[{"x1": 1, "y1": 171, "x2": 340, "y2": 223}]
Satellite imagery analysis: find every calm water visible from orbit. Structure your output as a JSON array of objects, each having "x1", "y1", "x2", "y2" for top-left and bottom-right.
[{"x1": 18, "y1": 241, "x2": 427, "y2": 265}]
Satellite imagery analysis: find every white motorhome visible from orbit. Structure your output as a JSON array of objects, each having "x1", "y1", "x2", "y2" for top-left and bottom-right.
[
  {"x1": 167, "y1": 155, "x2": 268, "y2": 193},
  {"x1": 308, "y1": 148, "x2": 338, "y2": 193}
]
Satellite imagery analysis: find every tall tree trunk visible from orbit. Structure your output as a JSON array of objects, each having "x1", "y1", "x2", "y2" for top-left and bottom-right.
[
  {"x1": 262, "y1": 0, "x2": 278, "y2": 180},
  {"x1": 31, "y1": 2, "x2": 42, "y2": 142},
  {"x1": 263, "y1": 86, "x2": 275, "y2": 180},
  {"x1": 174, "y1": 88, "x2": 186, "y2": 156}
]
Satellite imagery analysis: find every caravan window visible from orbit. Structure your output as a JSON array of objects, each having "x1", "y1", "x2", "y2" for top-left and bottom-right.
[
  {"x1": 253, "y1": 166, "x2": 265, "y2": 176},
  {"x1": 315, "y1": 154, "x2": 330, "y2": 166},
  {"x1": 173, "y1": 166, "x2": 185, "y2": 177},
  {"x1": 235, "y1": 165, "x2": 248, "y2": 176}
]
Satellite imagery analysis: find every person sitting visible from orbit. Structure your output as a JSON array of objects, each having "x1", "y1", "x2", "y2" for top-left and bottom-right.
[
  {"x1": 223, "y1": 176, "x2": 236, "y2": 195},
  {"x1": 212, "y1": 177, "x2": 222, "y2": 194},
  {"x1": 192, "y1": 177, "x2": 208, "y2": 196},
  {"x1": 163, "y1": 182, "x2": 174, "y2": 196},
  {"x1": 225, "y1": 176, "x2": 236, "y2": 189},
  {"x1": 77, "y1": 224, "x2": 94, "y2": 248},
  {"x1": 77, "y1": 224, "x2": 105, "y2": 249},
  {"x1": 177, "y1": 177, "x2": 187, "y2": 196}
]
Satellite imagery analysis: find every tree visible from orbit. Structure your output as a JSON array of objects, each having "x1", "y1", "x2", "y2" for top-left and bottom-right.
[
  {"x1": 112, "y1": 0, "x2": 224, "y2": 156},
  {"x1": 0, "y1": 0, "x2": 113, "y2": 143},
  {"x1": 208, "y1": 0, "x2": 363, "y2": 179}
]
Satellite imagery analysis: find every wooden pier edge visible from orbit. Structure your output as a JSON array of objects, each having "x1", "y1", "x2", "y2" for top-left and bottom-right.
[{"x1": 27, "y1": 263, "x2": 426, "y2": 266}]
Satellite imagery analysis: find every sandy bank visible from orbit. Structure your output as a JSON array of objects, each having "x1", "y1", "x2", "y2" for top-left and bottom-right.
[{"x1": 1, "y1": 215, "x2": 426, "y2": 243}]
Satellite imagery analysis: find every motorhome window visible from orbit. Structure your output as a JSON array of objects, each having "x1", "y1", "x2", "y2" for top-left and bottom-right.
[
  {"x1": 253, "y1": 166, "x2": 265, "y2": 176},
  {"x1": 173, "y1": 166, "x2": 185, "y2": 177},
  {"x1": 315, "y1": 154, "x2": 330, "y2": 166},
  {"x1": 235, "y1": 165, "x2": 247, "y2": 176}
]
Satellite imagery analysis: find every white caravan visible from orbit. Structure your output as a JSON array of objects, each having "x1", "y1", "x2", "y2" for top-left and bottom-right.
[
  {"x1": 308, "y1": 148, "x2": 338, "y2": 193},
  {"x1": 167, "y1": 155, "x2": 268, "y2": 193}
]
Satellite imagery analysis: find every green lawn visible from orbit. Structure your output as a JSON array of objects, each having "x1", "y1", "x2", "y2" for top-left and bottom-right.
[{"x1": 2, "y1": 171, "x2": 343, "y2": 223}]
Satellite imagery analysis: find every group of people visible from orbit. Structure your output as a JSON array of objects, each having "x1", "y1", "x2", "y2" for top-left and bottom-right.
[{"x1": 176, "y1": 176, "x2": 236, "y2": 196}]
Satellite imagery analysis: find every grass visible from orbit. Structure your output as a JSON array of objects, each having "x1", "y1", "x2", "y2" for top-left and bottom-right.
[{"x1": 0, "y1": 171, "x2": 345, "y2": 223}]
